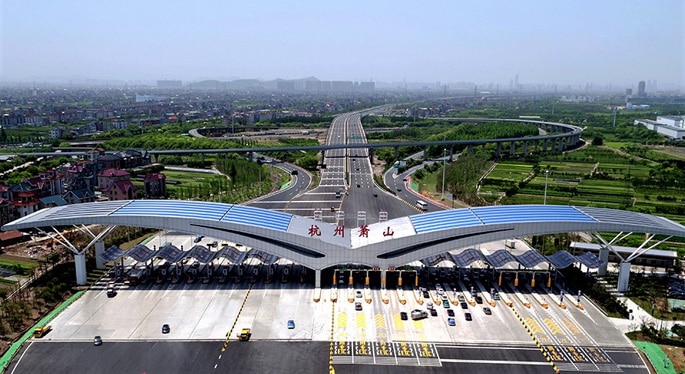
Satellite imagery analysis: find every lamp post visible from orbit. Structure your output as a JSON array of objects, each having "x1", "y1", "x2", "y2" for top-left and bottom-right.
[
  {"x1": 441, "y1": 148, "x2": 447, "y2": 200},
  {"x1": 543, "y1": 169, "x2": 549, "y2": 205}
]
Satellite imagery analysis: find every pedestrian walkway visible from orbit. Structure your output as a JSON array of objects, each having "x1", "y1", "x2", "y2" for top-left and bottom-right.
[{"x1": 598, "y1": 279, "x2": 681, "y2": 334}]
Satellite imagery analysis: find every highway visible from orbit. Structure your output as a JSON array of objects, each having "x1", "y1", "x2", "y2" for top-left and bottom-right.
[
  {"x1": 250, "y1": 110, "x2": 416, "y2": 228},
  {"x1": 4, "y1": 111, "x2": 650, "y2": 374}
]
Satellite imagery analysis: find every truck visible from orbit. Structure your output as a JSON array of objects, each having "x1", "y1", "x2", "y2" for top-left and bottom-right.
[
  {"x1": 33, "y1": 325, "x2": 52, "y2": 338},
  {"x1": 237, "y1": 328, "x2": 252, "y2": 341}
]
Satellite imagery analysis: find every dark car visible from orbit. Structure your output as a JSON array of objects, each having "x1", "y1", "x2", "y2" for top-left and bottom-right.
[
  {"x1": 475, "y1": 295, "x2": 483, "y2": 304},
  {"x1": 400, "y1": 312, "x2": 408, "y2": 320},
  {"x1": 447, "y1": 309, "x2": 455, "y2": 317},
  {"x1": 483, "y1": 307, "x2": 492, "y2": 315},
  {"x1": 162, "y1": 324, "x2": 170, "y2": 334},
  {"x1": 93, "y1": 336, "x2": 103, "y2": 346},
  {"x1": 465, "y1": 313, "x2": 472, "y2": 321},
  {"x1": 460, "y1": 302, "x2": 468, "y2": 309},
  {"x1": 422, "y1": 291, "x2": 430, "y2": 299},
  {"x1": 430, "y1": 308, "x2": 438, "y2": 316}
]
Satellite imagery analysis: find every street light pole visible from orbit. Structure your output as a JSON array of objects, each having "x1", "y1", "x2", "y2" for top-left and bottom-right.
[
  {"x1": 543, "y1": 169, "x2": 549, "y2": 205},
  {"x1": 441, "y1": 148, "x2": 446, "y2": 201}
]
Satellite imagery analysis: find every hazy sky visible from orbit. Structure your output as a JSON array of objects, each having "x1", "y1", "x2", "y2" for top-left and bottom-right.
[{"x1": 1, "y1": 0, "x2": 683, "y2": 87}]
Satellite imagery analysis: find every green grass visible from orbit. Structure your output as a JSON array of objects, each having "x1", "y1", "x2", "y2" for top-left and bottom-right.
[{"x1": 0, "y1": 257, "x2": 39, "y2": 270}]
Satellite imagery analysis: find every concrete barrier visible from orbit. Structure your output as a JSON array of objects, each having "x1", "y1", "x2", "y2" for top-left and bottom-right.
[
  {"x1": 313, "y1": 287, "x2": 321, "y2": 302},
  {"x1": 381, "y1": 287, "x2": 389, "y2": 304},
  {"x1": 364, "y1": 287, "x2": 372, "y2": 304},
  {"x1": 540, "y1": 286, "x2": 566, "y2": 309},
  {"x1": 493, "y1": 283, "x2": 514, "y2": 307},
  {"x1": 475, "y1": 280, "x2": 496, "y2": 307},
  {"x1": 525, "y1": 285, "x2": 548, "y2": 308},
  {"x1": 412, "y1": 287, "x2": 424, "y2": 305},
  {"x1": 330, "y1": 287, "x2": 338, "y2": 302},
  {"x1": 458, "y1": 280, "x2": 477, "y2": 306},
  {"x1": 397, "y1": 287, "x2": 407, "y2": 304}
]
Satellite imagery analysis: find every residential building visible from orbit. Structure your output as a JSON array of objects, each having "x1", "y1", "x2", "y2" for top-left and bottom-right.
[
  {"x1": 98, "y1": 168, "x2": 137, "y2": 200},
  {"x1": 144, "y1": 173, "x2": 167, "y2": 198}
]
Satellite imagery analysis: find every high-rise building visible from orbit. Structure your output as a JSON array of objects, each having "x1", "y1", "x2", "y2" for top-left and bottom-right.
[{"x1": 637, "y1": 81, "x2": 646, "y2": 97}]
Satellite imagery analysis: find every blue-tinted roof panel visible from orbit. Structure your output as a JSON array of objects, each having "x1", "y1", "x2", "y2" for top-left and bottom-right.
[
  {"x1": 156, "y1": 244, "x2": 186, "y2": 263},
  {"x1": 451, "y1": 248, "x2": 487, "y2": 267},
  {"x1": 483, "y1": 249, "x2": 518, "y2": 268},
  {"x1": 217, "y1": 246, "x2": 249, "y2": 264},
  {"x1": 111, "y1": 200, "x2": 231, "y2": 221},
  {"x1": 126, "y1": 244, "x2": 156, "y2": 262},
  {"x1": 472, "y1": 205, "x2": 596, "y2": 225},
  {"x1": 102, "y1": 245, "x2": 126, "y2": 262},
  {"x1": 576, "y1": 252, "x2": 604, "y2": 269},
  {"x1": 410, "y1": 209, "x2": 483, "y2": 234},
  {"x1": 188, "y1": 245, "x2": 218, "y2": 263},
  {"x1": 546, "y1": 250, "x2": 576, "y2": 269},
  {"x1": 410, "y1": 205, "x2": 597, "y2": 234},
  {"x1": 222, "y1": 205, "x2": 292, "y2": 231},
  {"x1": 515, "y1": 250, "x2": 548, "y2": 268}
]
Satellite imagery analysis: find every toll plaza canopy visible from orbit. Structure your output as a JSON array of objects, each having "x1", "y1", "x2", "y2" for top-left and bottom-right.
[{"x1": 3, "y1": 200, "x2": 685, "y2": 271}]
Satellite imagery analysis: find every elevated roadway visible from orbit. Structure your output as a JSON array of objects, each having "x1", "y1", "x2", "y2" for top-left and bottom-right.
[{"x1": 2, "y1": 109, "x2": 668, "y2": 374}]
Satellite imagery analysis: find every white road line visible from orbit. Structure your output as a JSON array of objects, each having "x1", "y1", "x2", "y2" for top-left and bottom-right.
[
  {"x1": 10, "y1": 340, "x2": 34, "y2": 374},
  {"x1": 440, "y1": 359, "x2": 551, "y2": 366}
]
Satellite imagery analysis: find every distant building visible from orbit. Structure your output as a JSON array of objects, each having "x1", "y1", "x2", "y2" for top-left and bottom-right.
[
  {"x1": 10, "y1": 182, "x2": 40, "y2": 217},
  {"x1": 634, "y1": 115, "x2": 685, "y2": 140},
  {"x1": 49, "y1": 127, "x2": 64, "y2": 139},
  {"x1": 62, "y1": 188, "x2": 95, "y2": 205},
  {"x1": 637, "y1": 80, "x2": 646, "y2": 97},
  {"x1": 277, "y1": 80, "x2": 295, "y2": 91},
  {"x1": 144, "y1": 173, "x2": 167, "y2": 198},
  {"x1": 98, "y1": 168, "x2": 137, "y2": 200},
  {"x1": 359, "y1": 81, "x2": 375, "y2": 91}
]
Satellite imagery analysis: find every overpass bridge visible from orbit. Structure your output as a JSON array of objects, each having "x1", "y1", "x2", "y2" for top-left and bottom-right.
[
  {"x1": 8, "y1": 118, "x2": 582, "y2": 162},
  {"x1": 3, "y1": 200, "x2": 684, "y2": 292}
]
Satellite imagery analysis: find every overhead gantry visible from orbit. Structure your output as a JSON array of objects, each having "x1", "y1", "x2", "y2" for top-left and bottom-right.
[{"x1": 3, "y1": 200, "x2": 685, "y2": 291}]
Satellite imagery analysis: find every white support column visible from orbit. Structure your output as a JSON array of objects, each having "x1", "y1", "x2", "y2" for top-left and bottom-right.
[
  {"x1": 74, "y1": 253, "x2": 88, "y2": 286},
  {"x1": 94, "y1": 240, "x2": 106, "y2": 269},
  {"x1": 315, "y1": 269, "x2": 321, "y2": 288},
  {"x1": 598, "y1": 246, "x2": 609, "y2": 276},
  {"x1": 617, "y1": 261, "x2": 631, "y2": 292}
]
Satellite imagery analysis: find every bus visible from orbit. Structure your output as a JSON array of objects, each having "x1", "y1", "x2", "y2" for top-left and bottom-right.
[{"x1": 416, "y1": 200, "x2": 428, "y2": 211}]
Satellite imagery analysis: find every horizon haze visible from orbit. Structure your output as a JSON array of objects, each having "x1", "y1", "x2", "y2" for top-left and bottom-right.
[{"x1": 1, "y1": 0, "x2": 683, "y2": 90}]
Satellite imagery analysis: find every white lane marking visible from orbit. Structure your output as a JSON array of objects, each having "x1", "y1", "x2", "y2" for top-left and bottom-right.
[
  {"x1": 10, "y1": 340, "x2": 34, "y2": 374},
  {"x1": 440, "y1": 358, "x2": 551, "y2": 365}
]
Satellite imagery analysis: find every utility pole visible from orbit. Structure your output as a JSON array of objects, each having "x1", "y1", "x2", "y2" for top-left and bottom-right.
[
  {"x1": 543, "y1": 169, "x2": 549, "y2": 205},
  {"x1": 441, "y1": 148, "x2": 447, "y2": 200}
]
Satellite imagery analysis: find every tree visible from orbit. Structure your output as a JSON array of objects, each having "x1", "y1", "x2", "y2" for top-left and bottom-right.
[{"x1": 592, "y1": 136, "x2": 604, "y2": 146}]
